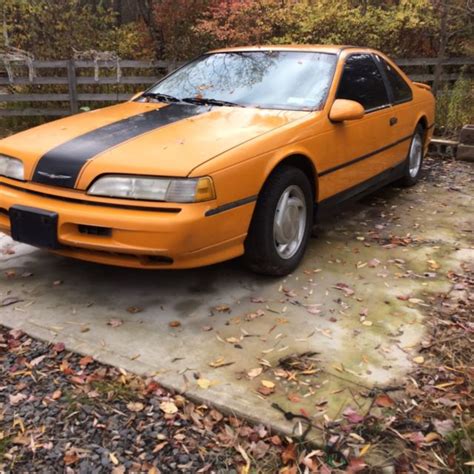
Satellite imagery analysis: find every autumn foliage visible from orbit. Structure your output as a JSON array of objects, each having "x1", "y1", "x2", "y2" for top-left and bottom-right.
[{"x1": 1, "y1": 0, "x2": 472, "y2": 61}]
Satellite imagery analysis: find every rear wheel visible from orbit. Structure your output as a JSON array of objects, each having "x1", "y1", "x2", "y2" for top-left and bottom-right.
[
  {"x1": 399, "y1": 124, "x2": 425, "y2": 186},
  {"x1": 244, "y1": 166, "x2": 313, "y2": 276}
]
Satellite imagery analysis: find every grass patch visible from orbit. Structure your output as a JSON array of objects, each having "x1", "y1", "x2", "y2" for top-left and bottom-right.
[
  {"x1": 445, "y1": 424, "x2": 474, "y2": 467},
  {"x1": 91, "y1": 379, "x2": 139, "y2": 401},
  {"x1": 0, "y1": 436, "x2": 12, "y2": 461}
]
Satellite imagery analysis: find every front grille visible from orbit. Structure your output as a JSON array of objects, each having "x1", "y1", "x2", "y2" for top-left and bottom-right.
[{"x1": 78, "y1": 224, "x2": 112, "y2": 237}]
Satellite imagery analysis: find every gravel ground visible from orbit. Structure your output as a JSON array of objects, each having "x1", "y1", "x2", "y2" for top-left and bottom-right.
[{"x1": 0, "y1": 328, "x2": 286, "y2": 473}]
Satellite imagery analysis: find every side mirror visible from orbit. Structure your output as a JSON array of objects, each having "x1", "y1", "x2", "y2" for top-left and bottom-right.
[{"x1": 329, "y1": 99, "x2": 365, "y2": 122}]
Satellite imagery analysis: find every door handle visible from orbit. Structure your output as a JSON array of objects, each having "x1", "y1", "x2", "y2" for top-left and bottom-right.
[{"x1": 389, "y1": 117, "x2": 398, "y2": 126}]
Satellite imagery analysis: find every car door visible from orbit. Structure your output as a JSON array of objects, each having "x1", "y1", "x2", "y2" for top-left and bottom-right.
[
  {"x1": 374, "y1": 54, "x2": 416, "y2": 164},
  {"x1": 320, "y1": 53, "x2": 397, "y2": 200}
]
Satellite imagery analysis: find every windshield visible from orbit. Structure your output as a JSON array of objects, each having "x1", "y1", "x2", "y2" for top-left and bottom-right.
[{"x1": 143, "y1": 51, "x2": 337, "y2": 111}]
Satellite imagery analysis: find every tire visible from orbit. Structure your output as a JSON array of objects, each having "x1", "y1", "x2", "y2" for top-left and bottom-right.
[
  {"x1": 399, "y1": 124, "x2": 425, "y2": 187},
  {"x1": 244, "y1": 166, "x2": 313, "y2": 276}
]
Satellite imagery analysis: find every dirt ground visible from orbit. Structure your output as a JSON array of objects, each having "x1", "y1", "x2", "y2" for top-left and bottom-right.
[{"x1": 0, "y1": 156, "x2": 473, "y2": 471}]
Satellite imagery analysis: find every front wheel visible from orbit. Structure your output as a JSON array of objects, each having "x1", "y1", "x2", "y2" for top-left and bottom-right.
[
  {"x1": 244, "y1": 166, "x2": 313, "y2": 276},
  {"x1": 399, "y1": 125, "x2": 425, "y2": 187}
]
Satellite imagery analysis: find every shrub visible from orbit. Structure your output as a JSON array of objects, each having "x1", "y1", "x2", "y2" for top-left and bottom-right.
[{"x1": 436, "y1": 73, "x2": 474, "y2": 137}]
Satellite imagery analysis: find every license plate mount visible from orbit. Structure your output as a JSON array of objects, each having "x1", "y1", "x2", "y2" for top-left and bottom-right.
[{"x1": 9, "y1": 205, "x2": 60, "y2": 249}]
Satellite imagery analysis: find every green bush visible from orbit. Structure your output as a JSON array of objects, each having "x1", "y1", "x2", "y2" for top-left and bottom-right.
[{"x1": 436, "y1": 73, "x2": 474, "y2": 137}]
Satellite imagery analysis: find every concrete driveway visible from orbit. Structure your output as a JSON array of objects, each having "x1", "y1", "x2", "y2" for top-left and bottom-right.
[{"x1": 1, "y1": 158, "x2": 472, "y2": 439}]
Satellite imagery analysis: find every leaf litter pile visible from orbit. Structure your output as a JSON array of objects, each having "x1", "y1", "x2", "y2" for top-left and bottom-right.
[{"x1": 1, "y1": 327, "x2": 294, "y2": 472}]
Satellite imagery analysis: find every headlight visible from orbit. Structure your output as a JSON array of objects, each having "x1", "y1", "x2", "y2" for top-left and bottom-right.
[
  {"x1": 0, "y1": 155, "x2": 24, "y2": 180},
  {"x1": 88, "y1": 175, "x2": 216, "y2": 203}
]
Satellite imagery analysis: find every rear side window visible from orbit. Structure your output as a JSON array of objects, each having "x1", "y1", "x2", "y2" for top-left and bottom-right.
[
  {"x1": 377, "y1": 56, "x2": 413, "y2": 104},
  {"x1": 336, "y1": 53, "x2": 389, "y2": 111}
]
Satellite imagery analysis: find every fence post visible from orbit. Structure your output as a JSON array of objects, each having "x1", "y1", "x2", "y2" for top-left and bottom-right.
[
  {"x1": 67, "y1": 59, "x2": 78, "y2": 114},
  {"x1": 432, "y1": 57, "x2": 444, "y2": 96}
]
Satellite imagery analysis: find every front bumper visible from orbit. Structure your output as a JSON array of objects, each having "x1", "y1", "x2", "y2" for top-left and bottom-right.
[{"x1": 0, "y1": 180, "x2": 254, "y2": 269}]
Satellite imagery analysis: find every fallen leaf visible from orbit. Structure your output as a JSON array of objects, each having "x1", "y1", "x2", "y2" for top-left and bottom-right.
[
  {"x1": 258, "y1": 386, "x2": 274, "y2": 396},
  {"x1": 52, "y1": 342, "x2": 65, "y2": 352},
  {"x1": 413, "y1": 356, "x2": 425, "y2": 364},
  {"x1": 30, "y1": 355, "x2": 46, "y2": 367},
  {"x1": 153, "y1": 441, "x2": 168, "y2": 453},
  {"x1": 245, "y1": 309, "x2": 265, "y2": 321},
  {"x1": 343, "y1": 407, "x2": 364, "y2": 424},
  {"x1": 404, "y1": 431, "x2": 424, "y2": 446},
  {"x1": 9, "y1": 393, "x2": 27, "y2": 406},
  {"x1": 375, "y1": 393, "x2": 395, "y2": 408},
  {"x1": 236, "y1": 445, "x2": 251, "y2": 474},
  {"x1": 107, "y1": 319, "x2": 123, "y2": 328},
  {"x1": 127, "y1": 306, "x2": 142, "y2": 314},
  {"x1": 196, "y1": 378, "x2": 211, "y2": 389},
  {"x1": 261, "y1": 380, "x2": 275, "y2": 389},
  {"x1": 127, "y1": 401, "x2": 144, "y2": 412},
  {"x1": 1, "y1": 296, "x2": 22, "y2": 307},
  {"x1": 346, "y1": 458, "x2": 367, "y2": 473},
  {"x1": 63, "y1": 450, "x2": 79, "y2": 465},
  {"x1": 287, "y1": 393, "x2": 301, "y2": 403},
  {"x1": 281, "y1": 443, "x2": 297, "y2": 464},
  {"x1": 209, "y1": 357, "x2": 234, "y2": 368},
  {"x1": 305, "y1": 304, "x2": 321, "y2": 315},
  {"x1": 169, "y1": 320, "x2": 181, "y2": 328},
  {"x1": 109, "y1": 452, "x2": 119, "y2": 466},
  {"x1": 213, "y1": 304, "x2": 230, "y2": 313},
  {"x1": 424, "y1": 432, "x2": 441, "y2": 443},
  {"x1": 159, "y1": 401, "x2": 178, "y2": 414},
  {"x1": 368, "y1": 258, "x2": 381, "y2": 268},
  {"x1": 334, "y1": 283, "x2": 355, "y2": 297},
  {"x1": 433, "y1": 419, "x2": 455, "y2": 437},
  {"x1": 52, "y1": 389, "x2": 62, "y2": 400},
  {"x1": 79, "y1": 355, "x2": 94, "y2": 367},
  {"x1": 247, "y1": 367, "x2": 263, "y2": 379}
]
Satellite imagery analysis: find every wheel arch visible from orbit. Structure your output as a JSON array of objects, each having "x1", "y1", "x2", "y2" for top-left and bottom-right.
[
  {"x1": 263, "y1": 153, "x2": 318, "y2": 203},
  {"x1": 415, "y1": 114, "x2": 430, "y2": 147}
]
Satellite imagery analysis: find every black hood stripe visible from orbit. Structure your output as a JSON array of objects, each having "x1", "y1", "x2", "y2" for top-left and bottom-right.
[{"x1": 32, "y1": 103, "x2": 208, "y2": 188}]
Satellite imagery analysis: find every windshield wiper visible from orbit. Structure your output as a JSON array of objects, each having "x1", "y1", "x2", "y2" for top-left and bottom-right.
[
  {"x1": 181, "y1": 97, "x2": 242, "y2": 107},
  {"x1": 141, "y1": 92, "x2": 182, "y2": 103}
]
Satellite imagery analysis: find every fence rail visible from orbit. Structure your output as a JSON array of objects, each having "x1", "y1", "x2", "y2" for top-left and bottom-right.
[{"x1": 1, "y1": 57, "x2": 473, "y2": 117}]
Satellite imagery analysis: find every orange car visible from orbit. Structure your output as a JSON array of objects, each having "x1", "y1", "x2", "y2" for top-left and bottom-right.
[{"x1": 0, "y1": 46, "x2": 434, "y2": 275}]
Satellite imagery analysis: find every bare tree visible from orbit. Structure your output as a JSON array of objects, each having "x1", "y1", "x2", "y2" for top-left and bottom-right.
[
  {"x1": 136, "y1": 0, "x2": 165, "y2": 60},
  {"x1": 432, "y1": 0, "x2": 473, "y2": 95}
]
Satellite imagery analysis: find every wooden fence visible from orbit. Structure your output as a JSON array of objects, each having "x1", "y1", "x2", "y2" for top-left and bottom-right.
[{"x1": 0, "y1": 57, "x2": 472, "y2": 117}]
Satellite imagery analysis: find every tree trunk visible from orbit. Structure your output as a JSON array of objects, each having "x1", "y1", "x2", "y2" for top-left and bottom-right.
[
  {"x1": 136, "y1": 0, "x2": 166, "y2": 60},
  {"x1": 433, "y1": 0, "x2": 448, "y2": 96}
]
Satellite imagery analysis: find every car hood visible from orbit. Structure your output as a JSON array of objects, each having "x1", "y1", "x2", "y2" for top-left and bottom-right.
[{"x1": 0, "y1": 101, "x2": 309, "y2": 190}]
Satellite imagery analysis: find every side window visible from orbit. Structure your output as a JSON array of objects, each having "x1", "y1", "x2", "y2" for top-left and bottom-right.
[
  {"x1": 336, "y1": 53, "x2": 389, "y2": 111},
  {"x1": 377, "y1": 56, "x2": 413, "y2": 104}
]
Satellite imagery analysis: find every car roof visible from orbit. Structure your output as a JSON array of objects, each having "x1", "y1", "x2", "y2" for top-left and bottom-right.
[{"x1": 208, "y1": 45, "x2": 368, "y2": 55}]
